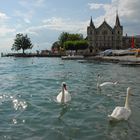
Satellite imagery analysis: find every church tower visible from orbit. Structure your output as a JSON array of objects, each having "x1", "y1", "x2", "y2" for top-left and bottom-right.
[
  {"x1": 113, "y1": 12, "x2": 123, "y2": 49},
  {"x1": 87, "y1": 13, "x2": 123, "y2": 52},
  {"x1": 87, "y1": 17, "x2": 96, "y2": 53}
]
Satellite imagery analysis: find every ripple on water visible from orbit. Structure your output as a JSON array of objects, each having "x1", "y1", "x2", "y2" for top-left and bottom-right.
[
  {"x1": 12, "y1": 99, "x2": 27, "y2": 111},
  {"x1": 0, "y1": 58, "x2": 140, "y2": 140}
]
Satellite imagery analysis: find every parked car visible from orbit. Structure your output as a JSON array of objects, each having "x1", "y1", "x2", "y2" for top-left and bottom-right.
[{"x1": 99, "y1": 49, "x2": 113, "y2": 56}]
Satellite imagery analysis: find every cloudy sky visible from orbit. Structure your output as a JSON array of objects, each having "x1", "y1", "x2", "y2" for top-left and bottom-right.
[{"x1": 0, "y1": 0, "x2": 140, "y2": 53}]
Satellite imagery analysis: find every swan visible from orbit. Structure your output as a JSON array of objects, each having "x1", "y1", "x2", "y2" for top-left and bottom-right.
[
  {"x1": 108, "y1": 87, "x2": 132, "y2": 121},
  {"x1": 97, "y1": 74, "x2": 118, "y2": 90},
  {"x1": 56, "y1": 82, "x2": 71, "y2": 103}
]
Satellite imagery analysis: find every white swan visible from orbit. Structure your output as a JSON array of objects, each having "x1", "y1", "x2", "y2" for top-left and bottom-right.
[
  {"x1": 56, "y1": 82, "x2": 71, "y2": 103},
  {"x1": 97, "y1": 74, "x2": 118, "y2": 90},
  {"x1": 108, "y1": 87, "x2": 132, "y2": 121}
]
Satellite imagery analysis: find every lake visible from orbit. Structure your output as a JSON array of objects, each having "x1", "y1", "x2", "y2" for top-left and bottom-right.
[{"x1": 0, "y1": 57, "x2": 140, "y2": 140}]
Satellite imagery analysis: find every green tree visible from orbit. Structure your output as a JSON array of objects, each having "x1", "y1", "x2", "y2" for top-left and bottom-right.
[
  {"x1": 11, "y1": 33, "x2": 33, "y2": 54},
  {"x1": 68, "y1": 34, "x2": 83, "y2": 41},
  {"x1": 58, "y1": 32, "x2": 84, "y2": 47},
  {"x1": 58, "y1": 32, "x2": 69, "y2": 47},
  {"x1": 64, "y1": 40, "x2": 88, "y2": 52},
  {"x1": 51, "y1": 41, "x2": 60, "y2": 51},
  {"x1": 64, "y1": 41, "x2": 75, "y2": 50},
  {"x1": 75, "y1": 40, "x2": 88, "y2": 50}
]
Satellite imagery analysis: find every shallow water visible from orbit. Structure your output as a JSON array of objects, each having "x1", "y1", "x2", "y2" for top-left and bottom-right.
[{"x1": 0, "y1": 57, "x2": 140, "y2": 140}]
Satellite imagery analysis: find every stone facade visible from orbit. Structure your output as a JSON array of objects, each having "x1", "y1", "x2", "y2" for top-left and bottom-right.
[
  {"x1": 87, "y1": 14, "x2": 123, "y2": 51},
  {"x1": 123, "y1": 35, "x2": 140, "y2": 48}
]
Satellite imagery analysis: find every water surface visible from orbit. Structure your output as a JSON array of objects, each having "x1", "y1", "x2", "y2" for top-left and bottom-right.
[{"x1": 0, "y1": 57, "x2": 140, "y2": 140}]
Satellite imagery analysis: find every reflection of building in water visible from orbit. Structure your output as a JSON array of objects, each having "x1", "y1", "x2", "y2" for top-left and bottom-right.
[{"x1": 87, "y1": 13, "x2": 140, "y2": 52}]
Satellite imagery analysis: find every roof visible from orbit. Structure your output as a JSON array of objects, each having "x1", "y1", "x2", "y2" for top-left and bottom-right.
[
  {"x1": 97, "y1": 20, "x2": 113, "y2": 32},
  {"x1": 89, "y1": 16, "x2": 95, "y2": 28},
  {"x1": 115, "y1": 14, "x2": 121, "y2": 26}
]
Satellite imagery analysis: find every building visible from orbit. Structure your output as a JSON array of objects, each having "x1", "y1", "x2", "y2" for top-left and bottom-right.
[
  {"x1": 41, "y1": 49, "x2": 51, "y2": 55},
  {"x1": 87, "y1": 13, "x2": 123, "y2": 52},
  {"x1": 123, "y1": 34, "x2": 140, "y2": 49}
]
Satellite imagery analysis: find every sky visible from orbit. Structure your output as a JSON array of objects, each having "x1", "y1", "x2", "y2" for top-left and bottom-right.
[{"x1": 0, "y1": 0, "x2": 140, "y2": 53}]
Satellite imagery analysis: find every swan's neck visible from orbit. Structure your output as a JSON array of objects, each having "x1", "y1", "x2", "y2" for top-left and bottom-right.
[
  {"x1": 124, "y1": 93, "x2": 130, "y2": 109},
  {"x1": 61, "y1": 87, "x2": 65, "y2": 103},
  {"x1": 97, "y1": 76, "x2": 100, "y2": 88}
]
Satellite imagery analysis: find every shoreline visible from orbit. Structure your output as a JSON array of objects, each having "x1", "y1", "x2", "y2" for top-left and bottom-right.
[
  {"x1": 1, "y1": 53, "x2": 62, "y2": 57},
  {"x1": 89, "y1": 55, "x2": 140, "y2": 63},
  {"x1": 1, "y1": 53, "x2": 140, "y2": 64},
  {"x1": 85, "y1": 55, "x2": 140, "y2": 66}
]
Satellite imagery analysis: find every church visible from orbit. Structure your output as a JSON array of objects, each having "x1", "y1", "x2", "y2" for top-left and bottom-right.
[{"x1": 87, "y1": 13, "x2": 123, "y2": 52}]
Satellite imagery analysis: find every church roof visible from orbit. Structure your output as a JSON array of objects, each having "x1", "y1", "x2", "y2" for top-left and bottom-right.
[
  {"x1": 97, "y1": 20, "x2": 113, "y2": 32},
  {"x1": 115, "y1": 13, "x2": 121, "y2": 27},
  {"x1": 89, "y1": 16, "x2": 95, "y2": 28}
]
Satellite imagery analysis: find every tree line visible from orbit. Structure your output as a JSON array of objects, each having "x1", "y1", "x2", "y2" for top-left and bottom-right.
[
  {"x1": 11, "y1": 32, "x2": 88, "y2": 54},
  {"x1": 51, "y1": 32, "x2": 88, "y2": 52}
]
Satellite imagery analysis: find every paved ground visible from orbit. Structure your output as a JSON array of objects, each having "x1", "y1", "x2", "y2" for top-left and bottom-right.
[
  {"x1": 102, "y1": 55, "x2": 140, "y2": 62},
  {"x1": 86, "y1": 55, "x2": 140, "y2": 63}
]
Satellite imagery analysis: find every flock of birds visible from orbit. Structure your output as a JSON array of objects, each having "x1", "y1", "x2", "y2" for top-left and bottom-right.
[{"x1": 56, "y1": 74, "x2": 133, "y2": 122}]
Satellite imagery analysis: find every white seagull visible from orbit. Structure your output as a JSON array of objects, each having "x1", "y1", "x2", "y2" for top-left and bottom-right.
[
  {"x1": 108, "y1": 87, "x2": 133, "y2": 121},
  {"x1": 97, "y1": 74, "x2": 118, "y2": 90},
  {"x1": 56, "y1": 82, "x2": 71, "y2": 104}
]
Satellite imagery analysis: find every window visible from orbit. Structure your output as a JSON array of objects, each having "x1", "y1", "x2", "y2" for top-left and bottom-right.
[
  {"x1": 102, "y1": 30, "x2": 108, "y2": 35},
  {"x1": 90, "y1": 30, "x2": 92, "y2": 34},
  {"x1": 108, "y1": 36, "x2": 110, "y2": 40}
]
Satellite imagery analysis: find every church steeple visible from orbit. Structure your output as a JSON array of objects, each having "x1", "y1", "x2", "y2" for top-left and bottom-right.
[
  {"x1": 115, "y1": 11, "x2": 121, "y2": 27},
  {"x1": 90, "y1": 16, "x2": 95, "y2": 28}
]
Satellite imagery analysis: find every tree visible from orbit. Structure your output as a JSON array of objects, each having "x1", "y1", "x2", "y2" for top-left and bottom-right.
[
  {"x1": 75, "y1": 40, "x2": 88, "y2": 50},
  {"x1": 64, "y1": 40, "x2": 88, "y2": 52},
  {"x1": 64, "y1": 41, "x2": 75, "y2": 50},
  {"x1": 58, "y1": 32, "x2": 84, "y2": 47},
  {"x1": 68, "y1": 33, "x2": 83, "y2": 41},
  {"x1": 12, "y1": 33, "x2": 33, "y2": 54},
  {"x1": 58, "y1": 32, "x2": 69, "y2": 47},
  {"x1": 51, "y1": 41, "x2": 60, "y2": 51}
]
